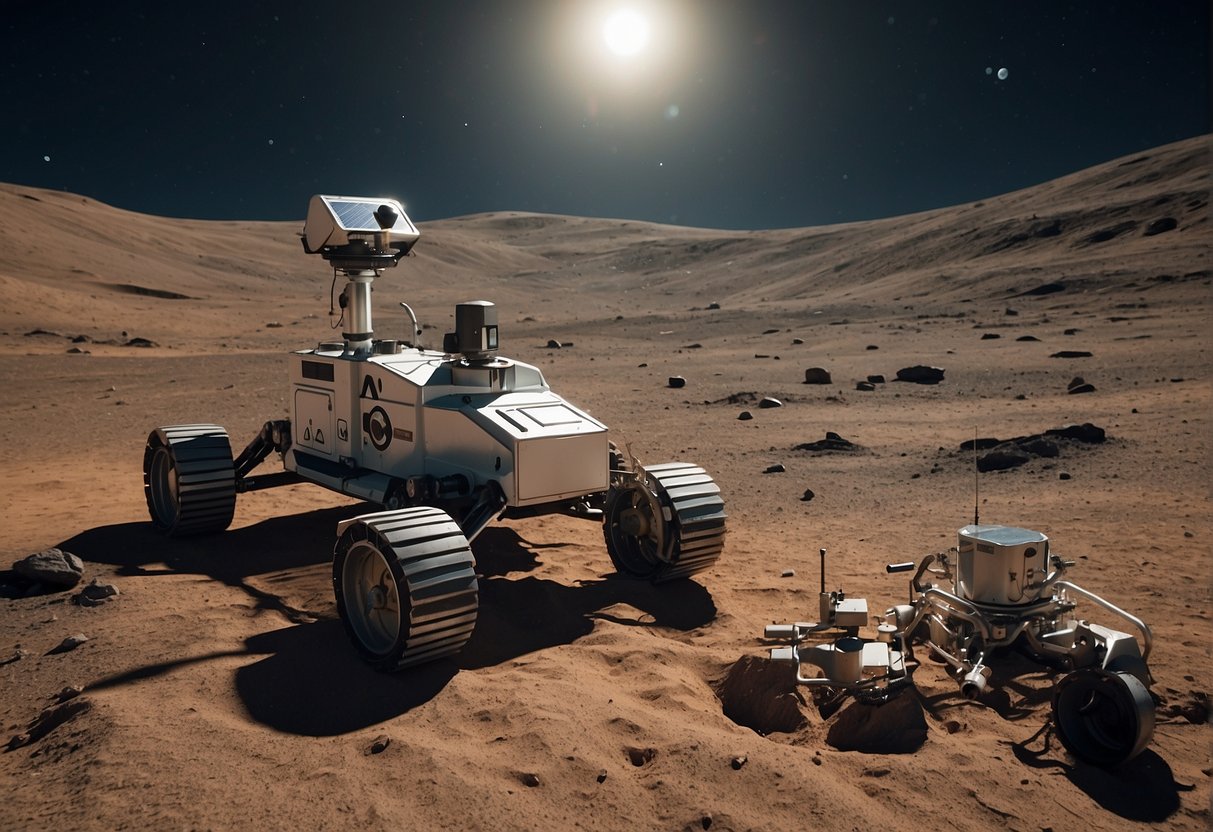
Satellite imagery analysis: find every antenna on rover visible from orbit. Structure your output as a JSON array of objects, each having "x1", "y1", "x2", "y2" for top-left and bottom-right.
[{"x1": 973, "y1": 426, "x2": 979, "y2": 526}]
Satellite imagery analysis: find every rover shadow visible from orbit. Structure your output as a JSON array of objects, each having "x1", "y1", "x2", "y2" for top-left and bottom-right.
[
  {"x1": 472, "y1": 525, "x2": 557, "y2": 577},
  {"x1": 1010, "y1": 724, "x2": 1186, "y2": 821},
  {"x1": 232, "y1": 620, "x2": 458, "y2": 736},
  {"x1": 460, "y1": 573, "x2": 716, "y2": 669},
  {"x1": 58, "y1": 505, "x2": 357, "y2": 578},
  {"x1": 57, "y1": 505, "x2": 366, "y2": 620},
  {"x1": 67, "y1": 511, "x2": 717, "y2": 736}
]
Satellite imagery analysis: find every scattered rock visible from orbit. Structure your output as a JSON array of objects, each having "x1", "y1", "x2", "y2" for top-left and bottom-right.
[
  {"x1": 66, "y1": 347, "x2": 90, "y2": 354},
  {"x1": 866, "y1": 344, "x2": 879, "y2": 350},
  {"x1": 1063, "y1": 328, "x2": 1080, "y2": 335},
  {"x1": 124, "y1": 337, "x2": 157, "y2": 348},
  {"x1": 57, "y1": 685, "x2": 84, "y2": 702},
  {"x1": 707, "y1": 301, "x2": 721, "y2": 310},
  {"x1": 762, "y1": 328, "x2": 779, "y2": 335},
  {"x1": 977, "y1": 450, "x2": 1031, "y2": 472},
  {"x1": 519, "y1": 772, "x2": 541, "y2": 788},
  {"x1": 683, "y1": 343, "x2": 703, "y2": 349},
  {"x1": 894, "y1": 365, "x2": 945, "y2": 385},
  {"x1": 13, "y1": 548, "x2": 84, "y2": 588},
  {"x1": 48, "y1": 634, "x2": 89, "y2": 655},
  {"x1": 866, "y1": 374, "x2": 885, "y2": 384},
  {"x1": 1158, "y1": 691, "x2": 1210, "y2": 724},
  {"x1": 0, "y1": 648, "x2": 30, "y2": 666},
  {"x1": 1005, "y1": 308, "x2": 1019, "y2": 316},
  {"x1": 1016, "y1": 335, "x2": 1040, "y2": 342},
  {"x1": 856, "y1": 381, "x2": 875, "y2": 391},
  {"x1": 265, "y1": 321, "x2": 283, "y2": 328},
  {"x1": 1045, "y1": 423, "x2": 1106, "y2": 443},
  {"x1": 730, "y1": 755, "x2": 748, "y2": 771},
  {"x1": 795, "y1": 432, "x2": 859, "y2": 453},
  {"x1": 1051, "y1": 350, "x2": 1092, "y2": 359},
  {"x1": 780, "y1": 569, "x2": 795, "y2": 578},
  {"x1": 596, "y1": 770, "x2": 608, "y2": 784},
  {"x1": 1018, "y1": 439, "x2": 1060, "y2": 458},
  {"x1": 980, "y1": 333, "x2": 1001, "y2": 340},
  {"x1": 6, "y1": 697, "x2": 92, "y2": 751},
  {"x1": 758, "y1": 397, "x2": 782, "y2": 409},
  {"x1": 763, "y1": 463, "x2": 785, "y2": 474},
  {"x1": 791, "y1": 338, "x2": 804, "y2": 345},
  {"x1": 1059, "y1": 472, "x2": 1072, "y2": 480},
  {"x1": 800, "y1": 489, "x2": 815, "y2": 502},
  {"x1": 668, "y1": 376, "x2": 686, "y2": 389},
  {"x1": 1067, "y1": 375, "x2": 1096, "y2": 394},
  {"x1": 366, "y1": 735, "x2": 391, "y2": 755},
  {"x1": 74, "y1": 579, "x2": 120, "y2": 606},
  {"x1": 737, "y1": 411, "x2": 753, "y2": 421},
  {"x1": 803, "y1": 367, "x2": 832, "y2": 384},
  {"x1": 546, "y1": 339, "x2": 562, "y2": 349}
]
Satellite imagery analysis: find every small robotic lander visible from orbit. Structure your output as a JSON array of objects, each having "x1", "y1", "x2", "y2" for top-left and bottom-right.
[
  {"x1": 143, "y1": 195, "x2": 726, "y2": 670},
  {"x1": 763, "y1": 524, "x2": 1156, "y2": 766}
]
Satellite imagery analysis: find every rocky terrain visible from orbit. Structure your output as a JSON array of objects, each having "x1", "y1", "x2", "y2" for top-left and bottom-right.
[{"x1": 0, "y1": 135, "x2": 1209, "y2": 831}]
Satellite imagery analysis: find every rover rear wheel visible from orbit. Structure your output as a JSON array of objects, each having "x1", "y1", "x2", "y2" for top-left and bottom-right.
[
  {"x1": 333, "y1": 506, "x2": 479, "y2": 671},
  {"x1": 603, "y1": 462, "x2": 726, "y2": 583},
  {"x1": 143, "y1": 424, "x2": 236, "y2": 536},
  {"x1": 1052, "y1": 667, "x2": 1155, "y2": 767}
]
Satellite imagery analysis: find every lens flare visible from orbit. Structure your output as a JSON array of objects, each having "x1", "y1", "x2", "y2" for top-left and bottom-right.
[{"x1": 603, "y1": 8, "x2": 649, "y2": 57}]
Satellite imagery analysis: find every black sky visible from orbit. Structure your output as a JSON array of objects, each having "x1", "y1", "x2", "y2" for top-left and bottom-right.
[{"x1": 3, "y1": 1, "x2": 1209, "y2": 229}]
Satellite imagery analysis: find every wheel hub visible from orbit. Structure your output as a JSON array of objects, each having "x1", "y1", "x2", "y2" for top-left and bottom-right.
[{"x1": 619, "y1": 507, "x2": 650, "y2": 537}]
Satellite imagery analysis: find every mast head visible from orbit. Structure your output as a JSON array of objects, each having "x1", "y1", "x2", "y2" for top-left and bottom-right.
[{"x1": 301, "y1": 195, "x2": 419, "y2": 272}]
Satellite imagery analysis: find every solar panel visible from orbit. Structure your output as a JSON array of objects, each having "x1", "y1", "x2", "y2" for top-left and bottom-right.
[
  {"x1": 329, "y1": 199, "x2": 382, "y2": 231},
  {"x1": 320, "y1": 196, "x2": 414, "y2": 232}
]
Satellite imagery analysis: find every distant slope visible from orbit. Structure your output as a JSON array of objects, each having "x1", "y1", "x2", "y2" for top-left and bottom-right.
[{"x1": 0, "y1": 135, "x2": 1207, "y2": 344}]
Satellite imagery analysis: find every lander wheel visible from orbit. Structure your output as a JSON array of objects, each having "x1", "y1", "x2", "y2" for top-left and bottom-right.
[
  {"x1": 1052, "y1": 668, "x2": 1155, "y2": 767},
  {"x1": 603, "y1": 462, "x2": 726, "y2": 583},
  {"x1": 333, "y1": 506, "x2": 479, "y2": 671},
  {"x1": 143, "y1": 424, "x2": 236, "y2": 536}
]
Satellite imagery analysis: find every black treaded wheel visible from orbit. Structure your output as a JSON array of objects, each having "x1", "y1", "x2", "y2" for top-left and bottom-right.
[
  {"x1": 1052, "y1": 667, "x2": 1155, "y2": 766},
  {"x1": 333, "y1": 506, "x2": 479, "y2": 671},
  {"x1": 143, "y1": 424, "x2": 236, "y2": 536},
  {"x1": 603, "y1": 462, "x2": 726, "y2": 583}
]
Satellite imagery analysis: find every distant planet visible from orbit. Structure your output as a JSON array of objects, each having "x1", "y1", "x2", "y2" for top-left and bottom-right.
[{"x1": 997, "y1": 67, "x2": 1009, "y2": 80}]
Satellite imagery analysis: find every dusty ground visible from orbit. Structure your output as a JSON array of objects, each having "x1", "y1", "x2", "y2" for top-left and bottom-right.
[{"x1": 0, "y1": 135, "x2": 1209, "y2": 831}]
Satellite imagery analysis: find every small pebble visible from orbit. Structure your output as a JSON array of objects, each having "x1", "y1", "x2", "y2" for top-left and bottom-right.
[
  {"x1": 730, "y1": 755, "x2": 747, "y2": 770},
  {"x1": 780, "y1": 569, "x2": 795, "y2": 578}
]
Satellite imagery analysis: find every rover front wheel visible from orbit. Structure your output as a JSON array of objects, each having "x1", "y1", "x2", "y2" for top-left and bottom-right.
[
  {"x1": 603, "y1": 462, "x2": 726, "y2": 583},
  {"x1": 1052, "y1": 668, "x2": 1155, "y2": 766},
  {"x1": 143, "y1": 424, "x2": 236, "y2": 536},
  {"x1": 333, "y1": 506, "x2": 479, "y2": 671}
]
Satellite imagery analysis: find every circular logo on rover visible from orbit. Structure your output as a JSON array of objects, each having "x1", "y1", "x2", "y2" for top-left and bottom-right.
[{"x1": 365, "y1": 406, "x2": 392, "y2": 451}]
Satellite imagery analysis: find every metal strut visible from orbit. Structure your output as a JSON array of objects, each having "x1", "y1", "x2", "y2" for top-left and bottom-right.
[{"x1": 233, "y1": 420, "x2": 292, "y2": 482}]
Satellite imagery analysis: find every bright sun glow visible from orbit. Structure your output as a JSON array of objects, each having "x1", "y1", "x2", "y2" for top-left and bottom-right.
[{"x1": 603, "y1": 8, "x2": 650, "y2": 57}]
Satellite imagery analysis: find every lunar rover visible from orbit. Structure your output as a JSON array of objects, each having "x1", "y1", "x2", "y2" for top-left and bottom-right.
[
  {"x1": 762, "y1": 524, "x2": 1156, "y2": 767},
  {"x1": 143, "y1": 195, "x2": 726, "y2": 670}
]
